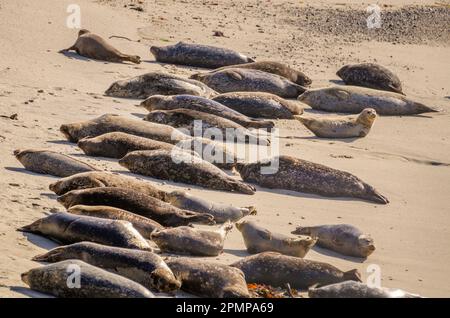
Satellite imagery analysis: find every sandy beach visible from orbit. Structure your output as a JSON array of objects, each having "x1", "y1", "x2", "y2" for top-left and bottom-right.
[{"x1": 0, "y1": 0, "x2": 449, "y2": 297}]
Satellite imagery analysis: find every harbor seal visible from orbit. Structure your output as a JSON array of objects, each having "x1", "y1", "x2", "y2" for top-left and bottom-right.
[
  {"x1": 295, "y1": 108, "x2": 377, "y2": 138},
  {"x1": 292, "y1": 224, "x2": 375, "y2": 258},
  {"x1": 60, "y1": 113, "x2": 191, "y2": 143},
  {"x1": 32, "y1": 242, "x2": 181, "y2": 293},
  {"x1": 151, "y1": 222, "x2": 233, "y2": 256},
  {"x1": 119, "y1": 149, "x2": 256, "y2": 194},
  {"x1": 141, "y1": 95, "x2": 274, "y2": 129},
  {"x1": 104, "y1": 72, "x2": 217, "y2": 99},
  {"x1": 231, "y1": 252, "x2": 362, "y2": 289},
  {"x1": 215, "y1": 61, "x2": 312, "y2": 86},
  {"x1": 212, "y1": 92, "x2": 304, "y2": 119},
  {"x1": 49, "y1": 171, "x2": 167, "y2": 200},
  {"x1": 68, "y1": 205, "x2": 164, "y2": 239},
  {"x1": 57, "y1": 187, "x2": 215, "y2": 227},
  {"x1": 150, "y1": 42, "x2": 254, "y2": 68},
  {"x1": 19, "y1": 212, "x2": 151, "y2": 250},
  {"x1": 60, "y1": 29, "x2": 141, "y2": 64},
  {"x1": 236, "y1": 155, "x2": 389, "y2": 204},
  {"x1": 14, "y1": 149, "x2": 99, "y2": 177},
  {"x1": 336, "y1": 63, "x2": 403, "y2": 94},
  {"x1": 166, "y1": 190, "x2": 256, "y2": 223},
  {"x1": 308, "y1": 281, "x2": 421, "y2": 298},
  {"x1": 166, "y1": 257, "x2": 250, "y2": 298},
  {"x1": 190, "y1": 68, "x2": 306, "y2": 98},
  {"x1": 298, "y1": 86, "x2": 437, "y2": 115},
  {"x1": 22, "y1": 260, "x2": 154, "y2": 298},
  {"x1": 236, "y1": 220, "x2": 317, "y2": 257}
]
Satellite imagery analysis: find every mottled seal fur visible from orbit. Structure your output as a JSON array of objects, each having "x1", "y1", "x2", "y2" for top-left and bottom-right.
[
  {"x1": 19, "y1": 212, "x2": 151, "y2": 250},
  {"x1": 166, "y1": 257, "x2": 250, "y2": 298},
  {"x1": 119, "y1": 149, "x2": 256, "y2": 194},
  {"x1": 337, "y1": 63, "x2": 403, "y2": 94},
  {"x1": 14, "y1": 149, "x2": 99, "y2": 177},
  {"x1": 141, "y1": 94, "x2": 274, "y2": 129},
  {"x1": 236, "y1": 220, "x2": 317, "y2": 257},
  {"x1": 60, "y1": 29, "x2": 141, "y2": 64},
  {"x1": 32, "y1": 242, "x2": 180, "y2": 293},
  {"x1": 22, "y1": 260, "x2": 154, "y2": 298},
  {"x1": 68, "y1": 205, "x2": 164, "y2": 239},
  {"x1": 60, "y1": 113, "x2": 191, "y2": 143},
  {"x1": 151, "y1": 222, "x2": 233, "y2": 256},
  {"x1": 292, "y1": 224, "x2": 375, "y2": 258},
  {"x1": 236, "y1": 155, "x2": 389, "y2": 204},
  {"x1": 298, "y1": 86, "x2": 437, "y2": 115},
  {"x1": 57, "y1": 187, "x2": 215, "y2": 227},
  {"x1": 104, "y1": 72, "x2": 217, "y2": 99},
  {"x1": 150, "y1": 41, "x2": 254, "y2": 69},
  {"x1": 231, "y1": 252, "x2": 362, "y2": 289},
  {"x1": 190, "y1": 68, "x2": 306, "y2": 98},
  {"x1": 212, "y1": 91, "x2": 304, "y2": 119},
  {"x1": 295, "y1": 108, "x2": 377, "y2": 138},
  {"x1": 166, "y1": 190, "x2": 256, "y2": 223}
]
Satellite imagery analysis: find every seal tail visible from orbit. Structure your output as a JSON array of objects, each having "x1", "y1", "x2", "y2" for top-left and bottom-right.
[
  {"x1": 343, "y1": 269, "x2": 362, "y2": 283},
  {"x1": 363, "y1": 184, "x2": 389, "y2": 205},
  {"x1": 18, "y1": 219, "x2": 42, "y2": 234}
]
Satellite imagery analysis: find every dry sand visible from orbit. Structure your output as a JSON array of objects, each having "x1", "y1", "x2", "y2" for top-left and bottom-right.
[{"x1": 0, "y1": 0, "x2": 449, "y2": 297}]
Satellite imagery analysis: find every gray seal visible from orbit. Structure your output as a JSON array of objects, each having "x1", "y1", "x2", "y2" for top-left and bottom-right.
[
  {"x1": 32, "y1": 242, "x2": 180, "y2": 293},
  {"x1": 150, "y1": 41, "x2": 254, "y2": 68},
  {"x1": 57, "y1": 187, "x2": 215, "y2": 227},
  {"x1": 60, "y1": 29, "x2": 141, "y2": 64},
  {"x1": 190, "y1": 68, "x2": 306, "y2": 98},
  {"x1": 236, "y1": 155, "x2": 389, "y2": 204},
  {"x1": 231, "y1": 252, "x2": 362, "y2": 289},
  {"x1": 119, "y1": 149, "x2": 256, "y2": 194},
  {"x1": 21, "y1": 259, "x2": 154, "y2": 298},
  {"x1": 151, "y1": 222, "x2": 233, "y2": 256},
  {"x1": 236, "y1": 220, "x2": 317, "y2": 257},
  {"x1": 292, "y1": 224, "x2": 375, "y2": 258},
  {"x1": 166, "y1": 257, "x2": 250, "y2": 298},
  {"x1": 336, "y1": 63, "x2": 403, "y2": 94},
  {"x1": 19, "y1": 212, "x2": 151, "y2": 250},
  {"x1": 60, "y1": 113, "x2": 191, "y2": 143},
  {"x1": 298, "y1": 86, "x2": 437, "y2": 116},
  {"x1": 141, "y1": 94, "x2": 274, "y2": 129},
  {"x1": 212, "y1": 91, "x2": 304, "y2": 119},
  {"x1": 104, "y1": 72, "x2": 217, "y2": 99},
  {"x1": 14, "y1": 149, "x2": 99, "y2": 177}
]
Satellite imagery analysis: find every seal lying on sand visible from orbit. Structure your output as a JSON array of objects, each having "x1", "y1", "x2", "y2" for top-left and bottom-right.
[
  {"x1": 14, "y1": 149, "x2": 99, "y2": 177},
  {"x1": 141, "y1": 95, "x2": 274, "y2": 129},
  {"x1": 60, "y1": 29, "x2": 141, "y2": 64},
  {"x1": 104, "y1": 72, "x2": 217, "y2": 99},
  {"x1": 68, "y1": 205, "x2": 164, "y2": 239},
  {"x1": 212, "y1": 92, "x2": 304, "y2": 119},
  {"x1": 308, "y1": 281, "x2": 421, "y2": 298},
  {"x1": 151, "y1": 222, "x2": 233, "y2": 256},
  {"x1": 150, "y1": 42, "x2": 254, "y2": 68},
  {"x1": 295, "y1": 108, "x2": 377, "y2": 138},
  {"x1": 22, "y1": 260, "x2": 154, "y2": 298},
  {"x1": 166, "y1": 190, "x2": 256, "y2": 223},
  {"x1": 231, "y1": 252, "x2": 361, "y2": 289},
  {"x1": 57, "y1": 187, "x2": 215, "y2": 227},
  {"x1": 337, "y1": 63, "x2": 403, "y2": 94},
  {"x1": 60, "y1": 114, "x2": 191, "y2": 143},
  {"x1": 33, "y1": 242, "x2": 181, "y2": 293},
  {"x1": 19, "y1": 212, "x2": 151, "y2": 250},
  {"x1": 119, "y1": 150, "x2": 256, "y2": 194},
  {"x1": 298, "y1": 86, "x2": 437, "y2": 115},
  {"x1": 49, "y1": 171, "x2": 167, "y2": 200},
  {"x1": 236, "y1": 155, "x2": 389, "y2": 204},
  {"x1": 191, "y1": 68, "x2": 306, "y2": 98},
  {"x1": 236, "y1": 221, "x2": 316, "y2": 257},
  {"x1": 292, "y1": 224, "x2": 375, "y2": 258},
  {"x1": 166, "y1": 257, "x2": 250, "y2": 298}
]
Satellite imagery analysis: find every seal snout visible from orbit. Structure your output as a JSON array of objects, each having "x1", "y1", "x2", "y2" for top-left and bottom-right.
[
  {"x1": 13, "y1": 149, "x2": 22, "y2": 158},
  {"x1": 150, "y1": 46, "x2": 161, "y2": 56}
]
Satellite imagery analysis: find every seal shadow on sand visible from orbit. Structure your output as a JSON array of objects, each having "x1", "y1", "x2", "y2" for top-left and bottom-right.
[
  {"x1": 59, "y1": 51, "x2": 136, "y2": 65},
  {"x1": 143, "y1": 60, "x2": 210, "y2": 73},
  {"x1": 223, "y1": 248, "x2": 249, "y2": 258},
  {"x1": 9, "y1": 286, "x2": 53, "y2": 298},
  {"x1": 328, "y1": 79, "x2": 346, "y2": 85},
  {"x1": 279, "y1": 134, "x2": 359, "y2": 144},
  {"x1": 19, "y1": 232, "x2": 59, "y2": 251},
  {"x1": 311, "y1": 246, "x2": 366, "y2": 264},
  {"x1": 46, "y1": 139, "x2": 73, "y2": 146},
  {"x1": 4, "y1": 167, "x2": 58, "y2": 178}
]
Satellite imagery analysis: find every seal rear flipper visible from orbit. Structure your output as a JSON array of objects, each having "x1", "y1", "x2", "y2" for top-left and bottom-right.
[
  {"x1": 184, "y1": 212, "x2": 216, "y2": 225},
  {"x1": 228, "y1": 180, "x2": 256, "y2": 195},
  {"x1": 343, "y1": 269, "x2": 362, "y2": 283},
  {"x1": 414, "y1": 101, "x2": 439, "y2": 114},
  {"x1": 242, "y1": 206, "x2": 257, "y2": 216},
  {"x1": 32, "y1": 248, "x2": 65, "y2": 263},
  {"x1": 363, "y1": 184, "x2": 389, "y2": 204}
]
